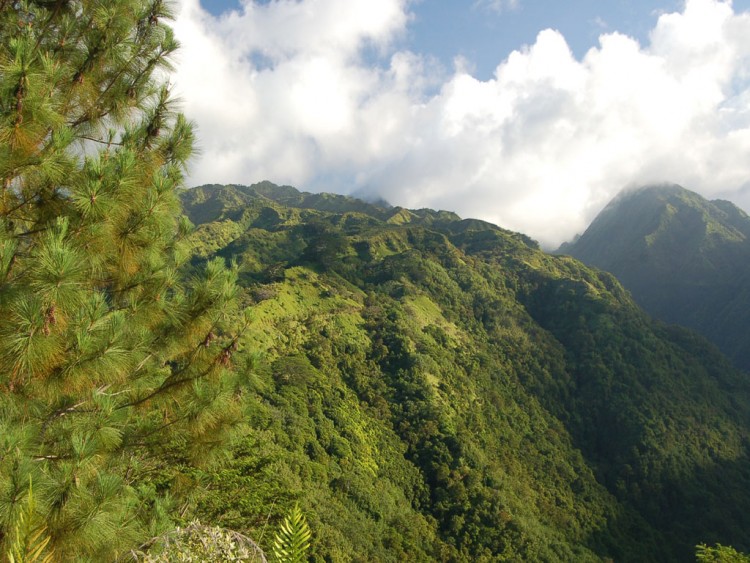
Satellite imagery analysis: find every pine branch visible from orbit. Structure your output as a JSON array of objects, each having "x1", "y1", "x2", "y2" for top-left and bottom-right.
[{"x1": 6, "y1": 479, "x2": 55, "y2": 563}]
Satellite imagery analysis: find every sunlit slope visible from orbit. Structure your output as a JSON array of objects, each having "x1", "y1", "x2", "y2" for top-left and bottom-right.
[{"x1": 180, "y1": 182, "x2": 750, "y2": 562}]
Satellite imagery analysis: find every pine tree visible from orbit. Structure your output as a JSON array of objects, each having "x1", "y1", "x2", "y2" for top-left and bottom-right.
[{"x1": 0, "y1": 1, "x2": 244, "y2": 559}]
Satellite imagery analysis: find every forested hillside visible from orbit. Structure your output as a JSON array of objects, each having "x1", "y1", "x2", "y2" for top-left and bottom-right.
[
  {"x1": 175, "y1": 182, "x2": 750, "y2": 561},
  {"x1": 559, "y1": 184, "x2": 750, "y2": 372},
  {"x1": 4, "y1": 0, "x2": 749, "y2": 560}
]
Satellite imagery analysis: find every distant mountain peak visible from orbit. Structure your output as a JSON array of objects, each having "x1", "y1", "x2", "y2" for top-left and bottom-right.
[{"x1": 561, "y1": 183, "x2": 750, "y2": 372}]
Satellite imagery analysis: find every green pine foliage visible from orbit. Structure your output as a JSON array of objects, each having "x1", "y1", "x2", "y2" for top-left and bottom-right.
[
  {"x1": 5, "y1": 480, "x2": 54, "y2": 563},
  {"x1": 0, "y1": 2, "x2": 243, "y2": 560}
]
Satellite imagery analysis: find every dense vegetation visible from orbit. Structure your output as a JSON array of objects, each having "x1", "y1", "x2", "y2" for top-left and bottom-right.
[
  {"x1": 176, "y1": 182, "x2": 750, "y2": 561},
  {"x1": 559, "y1": 184, "x2": 750, "y2": 373},
  {"x1": 3, "y1": 0, "x2": 749, "y2": 559},
  {"x1": 0, "y1": 1, "x2": 243, "y2": 560}
]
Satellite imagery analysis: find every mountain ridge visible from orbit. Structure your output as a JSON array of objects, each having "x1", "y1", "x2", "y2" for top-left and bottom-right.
[
  {"x1": 176, "y1": 181, "x2": 750, "y2": 561},
  {"x1": 558, "y1": 183, "x2": 750, "y2": 372}
]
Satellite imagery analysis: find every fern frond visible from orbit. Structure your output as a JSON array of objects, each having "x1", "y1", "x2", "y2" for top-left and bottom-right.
[{"x1": 272, "y1": 503, "x2": 311, "y2": 563}]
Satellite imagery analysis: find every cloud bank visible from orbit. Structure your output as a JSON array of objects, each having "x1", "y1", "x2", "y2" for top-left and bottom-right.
[{"x1": 171, "y1": 0, "x2": 750, "y2": 247}]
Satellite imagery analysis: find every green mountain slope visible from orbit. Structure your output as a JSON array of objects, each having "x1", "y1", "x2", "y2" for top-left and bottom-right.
[
  {"x1": 558, "y1": 184, "x2": 750, "y2": 372},
  {"x1": 178, "y1": 182, "x2": 750, "y2": 561}
]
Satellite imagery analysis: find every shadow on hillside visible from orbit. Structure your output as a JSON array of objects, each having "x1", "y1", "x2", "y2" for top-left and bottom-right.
[{"x1": 585, "y1": 453, "x2": 750, "y2": 562}]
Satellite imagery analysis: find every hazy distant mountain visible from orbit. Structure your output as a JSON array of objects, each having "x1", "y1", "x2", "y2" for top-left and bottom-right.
[{"x1": 559, "y1": 184, "x2": 750, "y2": 372}]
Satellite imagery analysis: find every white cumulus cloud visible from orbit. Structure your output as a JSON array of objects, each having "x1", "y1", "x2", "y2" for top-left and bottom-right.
[{"x1": 171, "y1": 0, "x2": 750, "y2": 247}]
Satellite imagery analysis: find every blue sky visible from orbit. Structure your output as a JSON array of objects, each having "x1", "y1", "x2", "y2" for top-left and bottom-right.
[
  {"x1": 197, "y1": 0, "x2": 721, "y2": 75},
  {"x1": 172, "y1": 0, "x2": 750, "y2": 246}
]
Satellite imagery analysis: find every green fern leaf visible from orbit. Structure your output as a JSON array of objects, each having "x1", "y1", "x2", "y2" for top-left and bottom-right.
[{"x1": 272, "y1": 503, "x2": 311, "y2": 563}]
